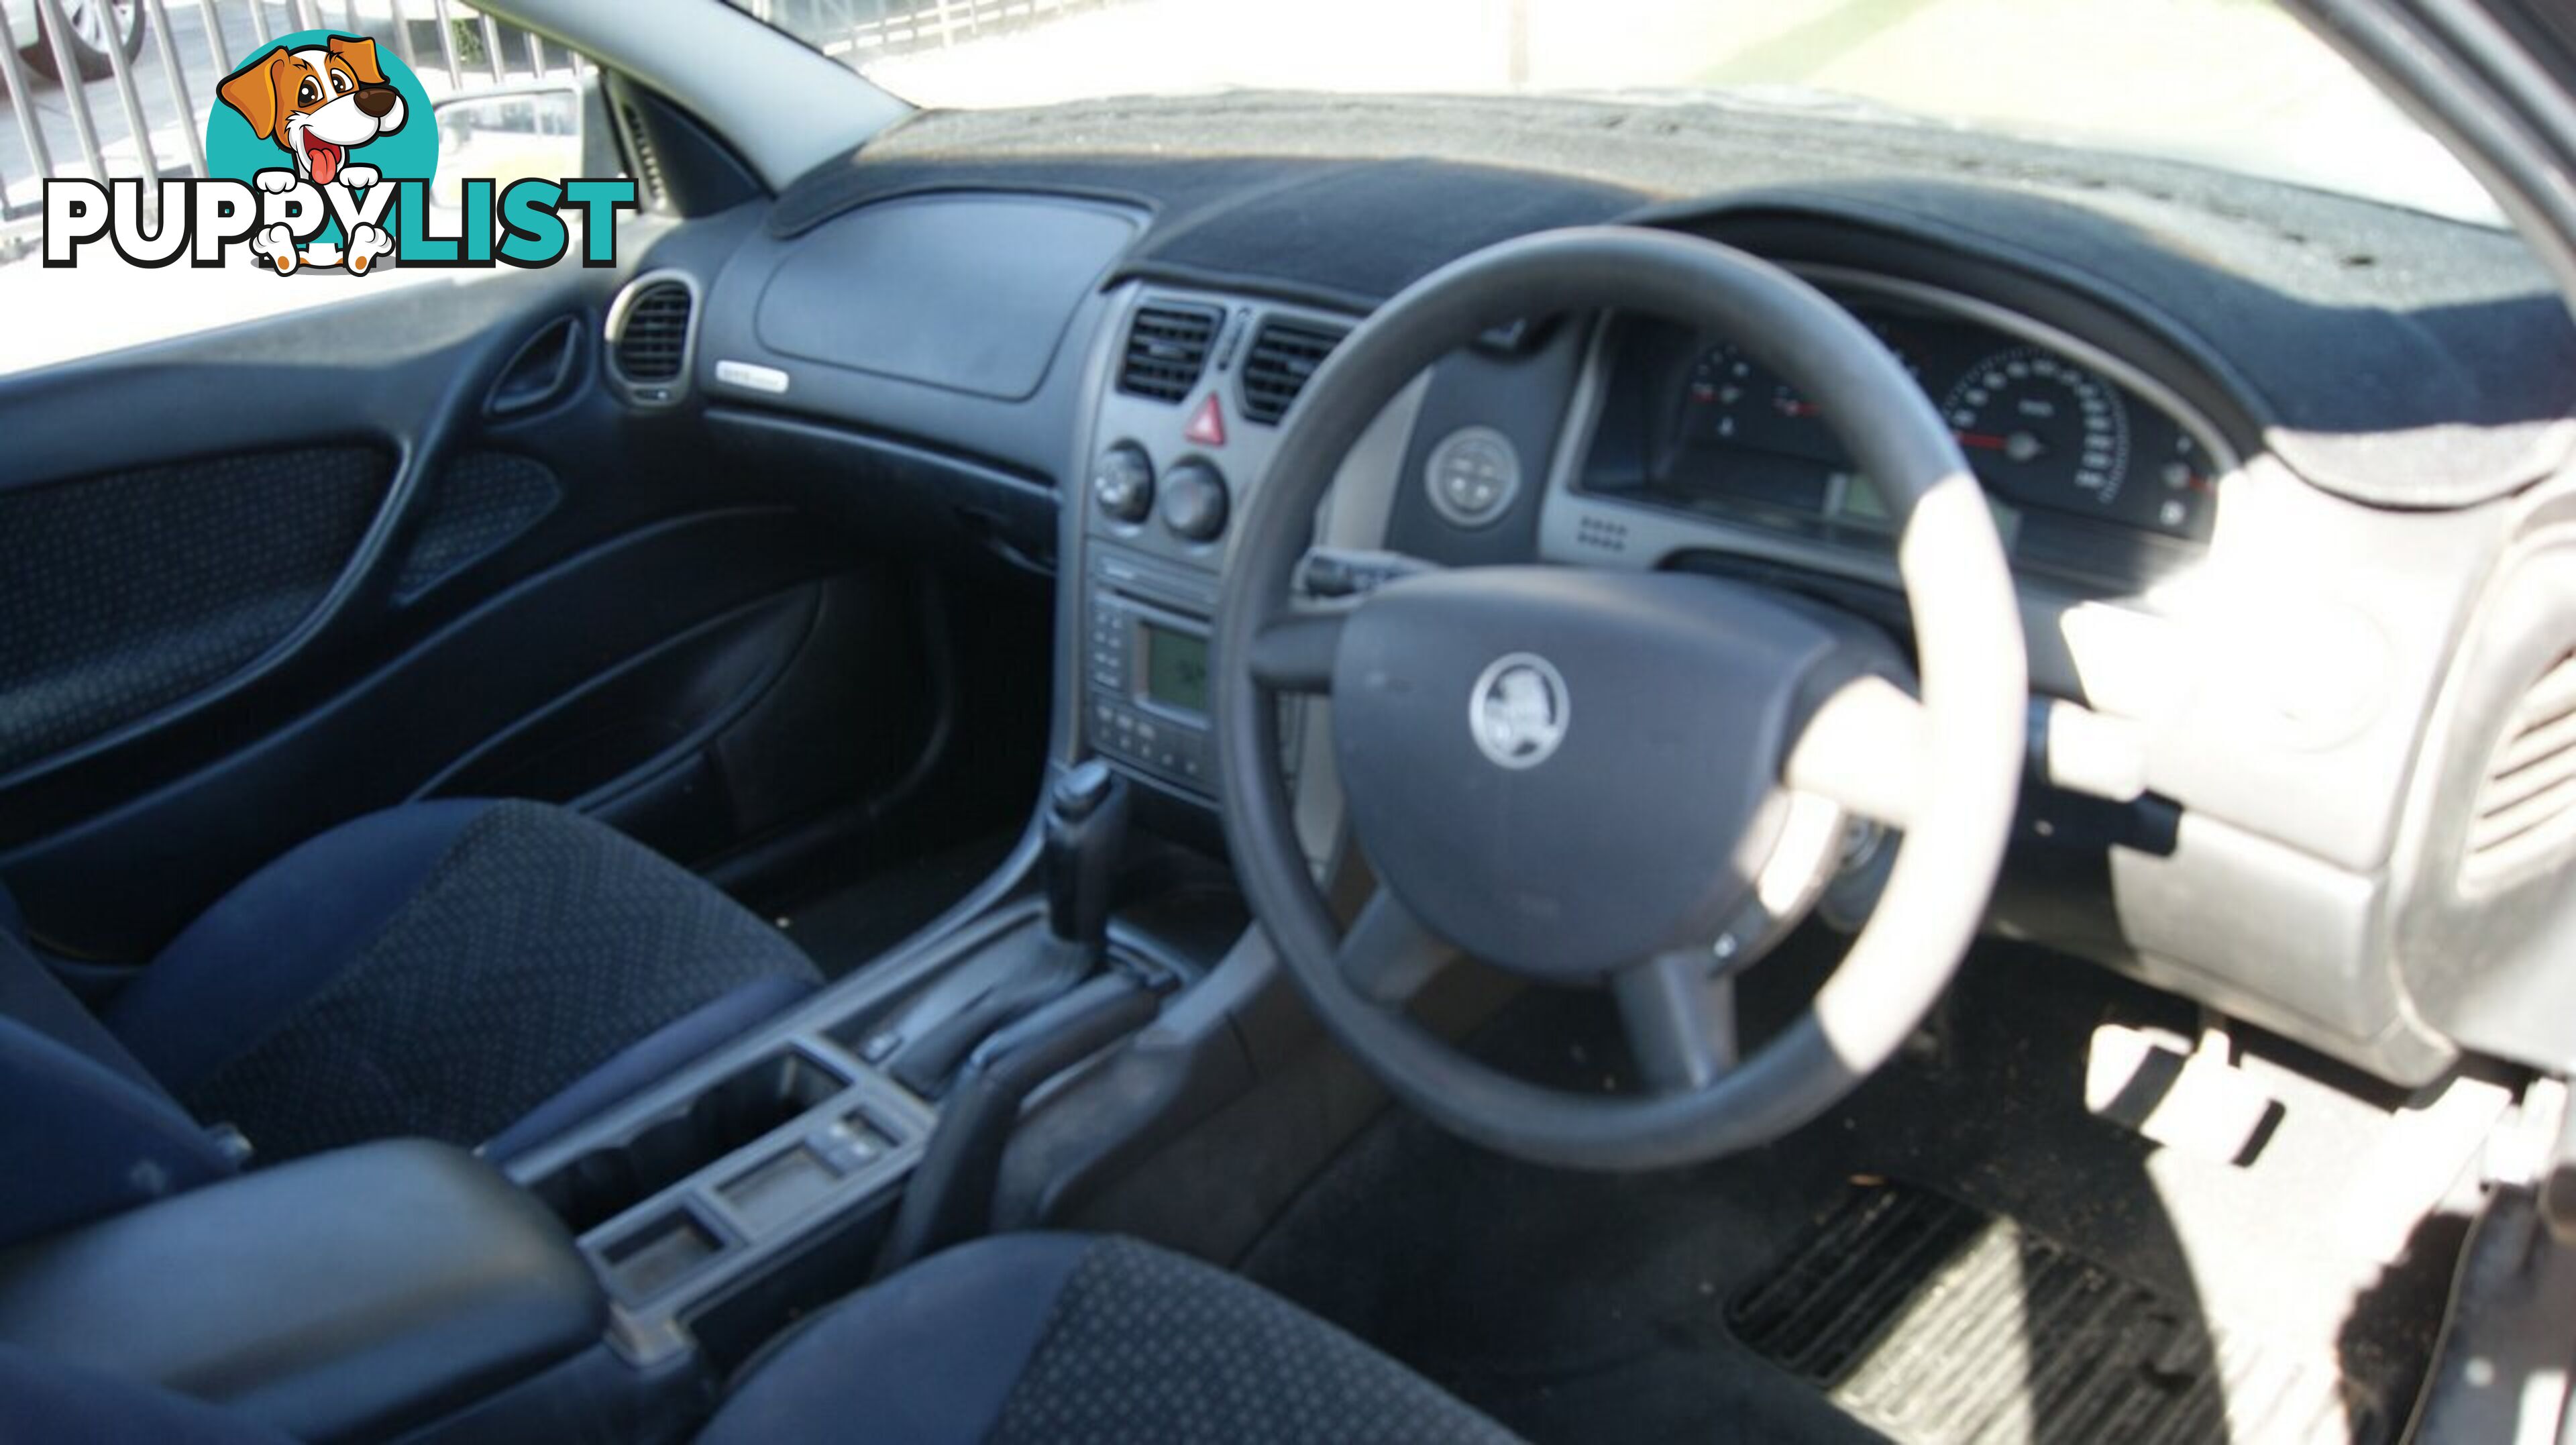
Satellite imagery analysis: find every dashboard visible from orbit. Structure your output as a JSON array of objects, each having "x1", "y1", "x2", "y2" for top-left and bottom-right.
[{"x1": 655, "y1": 111, "x2": 2576, "y2": 1095}]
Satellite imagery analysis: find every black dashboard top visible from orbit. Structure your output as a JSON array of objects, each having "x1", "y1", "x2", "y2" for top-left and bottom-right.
[{"x1": 782, "y1": 90, "x2": 2576, "y2": 507}]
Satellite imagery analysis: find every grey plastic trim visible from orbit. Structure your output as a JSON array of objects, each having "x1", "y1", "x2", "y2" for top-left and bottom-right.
[
  {"x1": 602, "y1": 269, "x2": 701, "y2": 411},
  {"x1": 1057, "y1": 282, "x2": 1424, "y2": 833},
  {"x1": 496, "y1": 898, "x2": 1070, "y2": 1367},
  {"x1": 482, "y1": 0, "x2": 909, "y2": 191}
]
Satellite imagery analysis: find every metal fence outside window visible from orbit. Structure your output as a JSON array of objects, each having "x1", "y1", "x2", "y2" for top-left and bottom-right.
[
  {"x1": 0, "y1": 2, "x2": 590, "y2": 255},
  {"x1": 0, "y1": 0, "x2": 1104, "y2": 262}
]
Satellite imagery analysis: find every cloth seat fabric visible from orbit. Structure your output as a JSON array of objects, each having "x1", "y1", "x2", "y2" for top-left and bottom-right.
[
  {"x1": 0, "y1": 798, "x2": 818, "y2": 1244},
  {"x1": 704, "y1": 1233, "x2": 1525, "y2": 1445},
  {"x1": 0, "y1": 1234, "x2": 1525, "y2": 1444},
  {"x1": 103, "y1": 798, "x2": 822, "y2": 1165}
]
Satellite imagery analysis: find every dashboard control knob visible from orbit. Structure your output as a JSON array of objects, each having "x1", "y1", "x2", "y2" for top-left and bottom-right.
[
  {"x1": 1091, "y1": 444, "x2": 1155, "y2": 524},
  {"x1": 1425, "y1": 425, "x2": 1521, "y2": 527},
  {"x1": 1160, "y1": 461, "x2": 1230, "y2": 543}
]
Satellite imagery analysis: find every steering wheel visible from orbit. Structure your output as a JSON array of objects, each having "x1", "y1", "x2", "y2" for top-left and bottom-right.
[{"x1": 1212, "y1": 227, "x2": 2028, "y2": 1171}]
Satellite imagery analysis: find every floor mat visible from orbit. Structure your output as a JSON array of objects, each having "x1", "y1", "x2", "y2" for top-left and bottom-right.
[
  {"x1": 1238, "y1": 941, "x2": 2455, "y2": 1445},
  {"x1": 1733, "y1": 1182, "x2": 2367, "y2": 1445}
]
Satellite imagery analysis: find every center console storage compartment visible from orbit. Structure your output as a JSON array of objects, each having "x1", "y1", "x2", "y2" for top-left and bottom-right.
[
  {"x1": 504, "y1": 1030, "x2": 935, "y2": 1368},
  {"x1": 529, "y1": 1047, "x2": 848, "y2": 1234}
]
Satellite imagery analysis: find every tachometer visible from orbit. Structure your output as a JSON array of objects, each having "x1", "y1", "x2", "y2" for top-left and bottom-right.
[{"x1": 1939, "y1": 347, "x2": 2131, "y2": 511}]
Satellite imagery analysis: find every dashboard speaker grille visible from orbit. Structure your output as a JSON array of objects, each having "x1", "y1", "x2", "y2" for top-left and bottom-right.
[
  {"x1": 2462, "y1": 649, "x2": 2576, "y2": 892},
  {"x1": 613, "y1": 280, "x2": 694, "y2": 384},
  {"x1": 1118, "y1": 303, "x2": 1222, "y2": 403},
  {"x1": 1240, "y1": 317, "x2": 1347, "y2": 424}
]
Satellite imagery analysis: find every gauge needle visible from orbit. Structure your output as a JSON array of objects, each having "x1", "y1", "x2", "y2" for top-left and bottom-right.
[
  {"x1": 1957, "y1": 431, "x2": 2047, "y2": 463},
  {"x1": 1776, "y1": 399, "x2": 1823, "y2": 418}
]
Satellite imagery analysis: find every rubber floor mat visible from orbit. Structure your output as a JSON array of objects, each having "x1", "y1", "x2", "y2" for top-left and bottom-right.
[{"x1": 1729, "y1": 1182, "x2": 2376, "y2": 1445}]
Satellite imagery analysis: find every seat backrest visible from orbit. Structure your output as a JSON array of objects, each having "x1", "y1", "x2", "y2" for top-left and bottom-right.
[{"x1": 0, "y1": 887, "x2": 236, "y2": 1246}]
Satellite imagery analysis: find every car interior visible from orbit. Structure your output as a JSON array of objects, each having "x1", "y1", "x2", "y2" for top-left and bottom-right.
[{"x1": 3, "y1": 0, "x2": 2576, "y2": 1441}]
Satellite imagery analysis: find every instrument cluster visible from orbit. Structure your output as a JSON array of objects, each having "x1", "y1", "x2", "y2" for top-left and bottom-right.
[{"x1": 1578, "y1": 289, "x2": 2229, "y2": 589}]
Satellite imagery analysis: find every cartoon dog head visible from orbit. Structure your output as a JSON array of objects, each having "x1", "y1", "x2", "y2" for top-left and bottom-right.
[{"x1": 217, "y1": 35, "x2": 405, "y2": 187}]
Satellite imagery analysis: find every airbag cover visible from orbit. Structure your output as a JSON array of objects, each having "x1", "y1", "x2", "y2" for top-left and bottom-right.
[
  {"x1": 755, "y1": 194, "x2": 1138, "y2": 400},
  {"x1": 1331, "y1": 568, "x2": 1839, "y2": 978}
]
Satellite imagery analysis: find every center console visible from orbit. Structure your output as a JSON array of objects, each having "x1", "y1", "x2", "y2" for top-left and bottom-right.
[
  {"x1": 498, "y1": 757, "x2": 1173, "y2": 1375},
  {"x1": 1083, "y1": 550, "x2": 1226, "y2": 792},
  {"x1": 511, "y1": 1013, "x2": 936, "y2": 1365},
  {"x1": 1073, "y1": 292, "x2": 1385, "y2": 806}
]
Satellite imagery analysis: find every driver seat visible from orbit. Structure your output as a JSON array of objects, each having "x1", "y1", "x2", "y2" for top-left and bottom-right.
[{"x1": 0, "y1": 1232, "x2": 1524, "y2": 1444}]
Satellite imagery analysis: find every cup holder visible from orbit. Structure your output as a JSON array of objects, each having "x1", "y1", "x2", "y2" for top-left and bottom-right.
[{"x1": 529, "y1": 1049, "x2": 848, "y2": 1236}]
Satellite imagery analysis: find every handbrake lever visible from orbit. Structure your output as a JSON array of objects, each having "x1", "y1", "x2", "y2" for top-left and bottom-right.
[{"x1": 875, "y1": 972, "x2": 1161, "y2": 1276}]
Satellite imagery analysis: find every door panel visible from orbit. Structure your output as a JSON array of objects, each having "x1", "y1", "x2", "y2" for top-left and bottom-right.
[
  {"x1": 0, "y1": 223, "x2": 944, "y2": 962},
  {"x1": 391, "y1": 451, "x2": 565, "y2": 603},
  {"x1": 0, "y1": 447, "x2": 392, "y2": 775},
  {"x1": 6, "y1": 508, "x2": 856, "y2": 957}
]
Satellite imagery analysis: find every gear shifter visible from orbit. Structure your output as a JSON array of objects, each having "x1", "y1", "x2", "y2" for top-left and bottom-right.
[
  {"x1": 1044, "y1": 759, "x2": 1128, "y2": 961},
  {"x1": 883, "y1": 761, "x2": 1130, "y2": 1096}
]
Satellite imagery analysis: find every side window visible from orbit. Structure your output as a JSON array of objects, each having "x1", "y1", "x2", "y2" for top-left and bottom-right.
[
  {"x1": 431, "y1": 87, "x2": 592, "y2": 215},
  {"x1": 0, "y1": 3, "x2": 625, "y2": 377}
]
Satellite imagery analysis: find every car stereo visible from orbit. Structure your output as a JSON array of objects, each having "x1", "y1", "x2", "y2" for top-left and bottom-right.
[{"x1": 1085, "y1": 550, "x2": 1220, "y2": 792}]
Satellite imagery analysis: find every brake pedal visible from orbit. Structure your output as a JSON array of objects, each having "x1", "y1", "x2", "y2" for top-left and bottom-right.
[{"x1": 2085, "y1": 1020, "x2": 2283, "y2": 1165}]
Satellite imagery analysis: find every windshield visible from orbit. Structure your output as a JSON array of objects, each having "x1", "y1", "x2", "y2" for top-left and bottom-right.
[{"x1": 731, "y1": 0, "x2": 2499, "y2": 225}]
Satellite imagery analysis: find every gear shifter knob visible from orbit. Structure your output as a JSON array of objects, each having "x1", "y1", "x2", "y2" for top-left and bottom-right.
[
  {"x1": 1050, "y1": 758, "x2": 1117, "y2": 823},
  {"x1": 1044, "y1": 759, "x2": 1128, "y2": 958}
]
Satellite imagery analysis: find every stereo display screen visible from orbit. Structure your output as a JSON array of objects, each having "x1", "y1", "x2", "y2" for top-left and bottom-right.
[{"x1": 1144, "y1": 623, "x2": 1210, "y2": 717}]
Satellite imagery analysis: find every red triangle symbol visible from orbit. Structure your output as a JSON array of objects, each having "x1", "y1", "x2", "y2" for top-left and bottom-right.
[{"x1": 1183, "y1": 393, "x2": 1227, "y2": 447}]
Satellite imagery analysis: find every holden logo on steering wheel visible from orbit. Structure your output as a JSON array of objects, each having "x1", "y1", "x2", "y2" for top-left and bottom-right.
[{"x1": 1470, "y1": 653, "x2": 1570, "y2": 769}]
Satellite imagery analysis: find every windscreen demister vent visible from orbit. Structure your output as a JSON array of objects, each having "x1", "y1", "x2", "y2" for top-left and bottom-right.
[
  {"x1": 2461, "y1": 649, "x2": 2576, "y2": 892},
  {"x1": 1240, "y1": 317, "x2": 1348, "y2": 424},
  {"x1": 611, "y1": 279, "x2": 693, "y2": 385},
  {"x1": 1118, "y1": 303, "x2": 1222, "y2": 403},
  {"x1": 619, "y1": 100, "x2": 667, "y2": 208}
]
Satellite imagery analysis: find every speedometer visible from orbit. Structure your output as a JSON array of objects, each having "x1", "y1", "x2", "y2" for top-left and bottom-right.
[{"x1": 1939, "y1": 347, "x2": 2131, "y2": 511}]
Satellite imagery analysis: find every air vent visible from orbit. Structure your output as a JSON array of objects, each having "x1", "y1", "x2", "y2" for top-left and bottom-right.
[
  {"x1": 604, "y1": 275, "x2": 698, "y2": 409},
  {"x1": 612, "y1": 281, "x2": 692, "y2": 383},
  {"x1": 1240, "y1": 317, "x2": 1348, "y2": 424},
  {"x1": 1118, "y1": 303, "x2": 1222, "y2": 403},
  {"x1": 2462, "y1": 649, "x2": 2576, "y2": 891}
]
